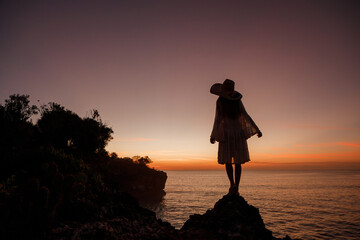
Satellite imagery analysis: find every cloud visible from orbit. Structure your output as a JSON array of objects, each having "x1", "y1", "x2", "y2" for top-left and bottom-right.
[
  {"x1": 253, "y1": 151, "x2": 360, "y2": 160},
  {"x1": 294, "y1": 142, "x2": 360, "y2": 148},
  {"x1": 285, "y1": 124, "x2": 359, "y2": 131},
  {"x1": 337, "y1": 142, "x2": 360, "y2": 148}
]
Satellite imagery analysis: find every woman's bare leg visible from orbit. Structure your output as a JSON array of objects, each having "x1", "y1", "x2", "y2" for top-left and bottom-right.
[
  {"x1": 235, "y1": 164, "x2": 241, "y2": 192},
  {"x1": 225, "y1": 163, "x2": 235, "y2": 188}
]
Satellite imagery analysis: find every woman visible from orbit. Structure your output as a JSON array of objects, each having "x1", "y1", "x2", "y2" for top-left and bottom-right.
[{"x1": 210, "y1": 79, "x2": 262, "y2": 194}]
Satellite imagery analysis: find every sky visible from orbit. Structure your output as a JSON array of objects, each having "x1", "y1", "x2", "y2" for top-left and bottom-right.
[{"x1": 1, "y1": 0, "x2": 359, "y2": 170}]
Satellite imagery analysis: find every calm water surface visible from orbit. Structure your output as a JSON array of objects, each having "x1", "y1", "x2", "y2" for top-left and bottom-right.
[{"x1": 145, "y1": 170, "x2": 360, "y2": 240}]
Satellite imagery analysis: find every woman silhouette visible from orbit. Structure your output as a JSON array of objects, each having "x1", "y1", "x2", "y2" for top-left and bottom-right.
[{"x1": 210, "y1": 79, "x2": 262, "y2": 194}]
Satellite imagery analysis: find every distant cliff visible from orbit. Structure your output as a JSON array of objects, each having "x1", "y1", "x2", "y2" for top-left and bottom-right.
[{"x1": 103, "y1": 155, "x2": 167, "y2": 202}]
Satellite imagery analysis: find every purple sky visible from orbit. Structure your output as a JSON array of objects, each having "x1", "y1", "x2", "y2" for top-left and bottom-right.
[{"x1": 1, "y1": 1, "x2": 359, "y2": 169}]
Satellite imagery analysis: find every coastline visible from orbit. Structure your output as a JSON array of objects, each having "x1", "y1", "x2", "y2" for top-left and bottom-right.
[{"x1": 45, "y1": 192, "x2": 293, "y2": 240}]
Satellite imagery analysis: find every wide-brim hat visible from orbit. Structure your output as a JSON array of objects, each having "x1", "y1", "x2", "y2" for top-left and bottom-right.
[{"x1": 210, "y1": 79, "x2": 242, "y2": 100}]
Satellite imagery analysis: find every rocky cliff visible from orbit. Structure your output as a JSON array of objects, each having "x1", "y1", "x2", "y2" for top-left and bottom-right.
[
  {"x1": 45, "y1": 192, "x2": 178, "y2": 240},
  {"x1": 44, "y1": 193, "x2": 292, "y2": 240}
]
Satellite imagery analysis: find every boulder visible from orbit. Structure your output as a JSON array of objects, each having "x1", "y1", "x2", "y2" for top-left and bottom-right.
[{"x1": 180, "y1": 194, "x2": 291, "y2": 240}]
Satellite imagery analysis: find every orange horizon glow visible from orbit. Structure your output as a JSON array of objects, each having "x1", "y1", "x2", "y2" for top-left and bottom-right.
[
  {"x1": 114, "y1": 140, "x2": 360, "y2": 171},
  {"x1": 149, "y1": 160, "x2": 360, "y2": 171}
]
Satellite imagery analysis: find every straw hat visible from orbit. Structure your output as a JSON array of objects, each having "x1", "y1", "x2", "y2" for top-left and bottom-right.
[{"x1": 210, "y1": 79, "x2": 242, "y2": 100}]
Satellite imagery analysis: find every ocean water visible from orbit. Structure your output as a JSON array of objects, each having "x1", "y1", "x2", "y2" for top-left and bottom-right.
[{"x1": 145, "y1": 170, "x2": 360, "y2": 240}]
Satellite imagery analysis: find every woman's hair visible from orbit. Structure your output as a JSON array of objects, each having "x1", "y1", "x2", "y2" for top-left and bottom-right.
[{"x1": 218, "y1": 97, "x2": 241, "y2": 119}]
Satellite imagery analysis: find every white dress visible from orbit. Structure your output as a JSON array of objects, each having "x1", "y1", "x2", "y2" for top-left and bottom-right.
[{"x1": 211, "y1": 97, "x2": 260, "y2": 164}]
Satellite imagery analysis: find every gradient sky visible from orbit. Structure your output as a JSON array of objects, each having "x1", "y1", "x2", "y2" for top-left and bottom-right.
[{"x1": 1, "y1": 0, "x2": 359, "y2": 170}]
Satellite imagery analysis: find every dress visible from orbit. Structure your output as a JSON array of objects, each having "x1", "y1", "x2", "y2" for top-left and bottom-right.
[{"x1": 211, "y1": 97, "x2": 260, "y2": 164}]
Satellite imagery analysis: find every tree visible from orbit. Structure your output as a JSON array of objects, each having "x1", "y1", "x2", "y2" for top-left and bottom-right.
[
  {"x1": 0, "y1": 94, "x2": 38, "y2": 179},
  {"x1": 0, "y1": 94, "x2": 38, "y2": 148},
  {"x1": 37, "y1": 103, "x2": 113, "y2": 157},
  {"x1": 133, "y1": 156, "x2": 152, "y2": 165},
  {"x1": 3, "y1": 94, "x2": 38, "y2": 122}
]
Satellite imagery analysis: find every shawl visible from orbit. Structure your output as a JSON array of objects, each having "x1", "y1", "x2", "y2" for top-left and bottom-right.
[{"x1": 211, "y1": 98, "x2": 260, "y2": 142}]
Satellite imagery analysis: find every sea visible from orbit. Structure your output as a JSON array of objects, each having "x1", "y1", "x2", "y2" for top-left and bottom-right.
[{"x1": 143, "y1": 170, "x2": 360, "y2": 240}]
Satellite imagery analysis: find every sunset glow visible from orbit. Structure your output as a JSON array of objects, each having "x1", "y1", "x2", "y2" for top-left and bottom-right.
[{"x1": 1, "y1": 1, "x2": 359, "y2": 170}]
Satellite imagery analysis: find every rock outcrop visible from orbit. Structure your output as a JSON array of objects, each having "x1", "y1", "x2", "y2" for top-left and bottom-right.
[
  {"x1": 103, "y1": 157, "x2": 168, "y2": 202},
  {"x1": 45, "y1": 192, "x2": 178, "y2": 240},
  {"x1": 180, "y1": 194, "x2": 291, "y2": 240},
  {"x1": 44, "y1": 193, "x2": 292, "y2": 240}
]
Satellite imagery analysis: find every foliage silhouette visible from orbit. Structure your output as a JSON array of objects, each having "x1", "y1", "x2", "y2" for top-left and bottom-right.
[
  {"x1": 37, "y1": 102, "x2": 113, "y2": 157},
  {"x1": 3, "y1": 94, "x2": 38, "y2": 121},
  {"x1": 0, "y1": 94, "x2": 38, "y2": 179},
  {"x1": 0, "y1": 94, "x2": 167, "y2": 239}
]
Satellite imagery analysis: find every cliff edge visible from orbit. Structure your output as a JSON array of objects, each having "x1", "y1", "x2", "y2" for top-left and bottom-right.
[{"x1": 180, "y1": 194, "x2": 292, "y2": 240}]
